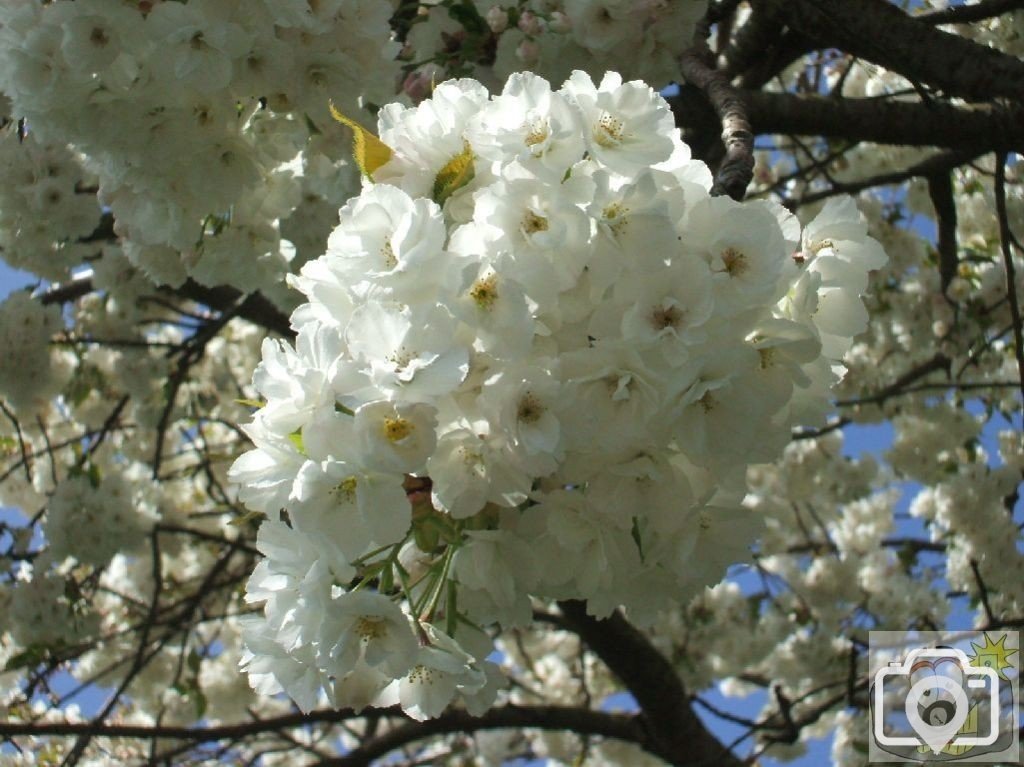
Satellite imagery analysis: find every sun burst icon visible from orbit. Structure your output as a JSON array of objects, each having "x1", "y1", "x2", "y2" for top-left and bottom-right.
[{"x1": 968, "y1": 633, "x2": 1018, "y2": 681}]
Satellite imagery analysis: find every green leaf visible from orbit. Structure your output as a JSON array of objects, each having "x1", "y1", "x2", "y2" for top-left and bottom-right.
[
  {"x1": 432, "y1": 141, "x2": 474, "y2": 205},
  {"x1": 68, "y1": 461, "x2": 102, "y2": 488},
  {"x1": 65, "y1": 364, "x2": 106, "y2": 408},
  {"x1": 4, "y1": 644, "x2": 49, "y2": 672},
  {"x1": 445, "y1": 580, "x2": 458, "y2": 637},
  {"x1": 229, "y1": 509, "x2": 267, "y2": 527},
  {"x1": 287, "y1": 429, "x2": 305, "y2": 455},
  {"x1": 192, "y1": 688, "x2": 208, "y2": 719},
  {"x1": 630, "y1": 517, "x2": 645, "y2": 562},
  {"x1": 414, "y1": 517, "x2": 441, "y2": 553},
  {"x1": 379, "y1": 559, "x2": 395, "y2": 593},
  {"x1": 329, "y1": 102, "x2": 393, "y2": 179},
  {"x1": 447, "y1": 0, "x2": 488, "y2": 35}
]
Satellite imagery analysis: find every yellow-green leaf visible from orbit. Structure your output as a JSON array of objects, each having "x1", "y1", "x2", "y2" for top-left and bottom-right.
[
  {"x1": 432, "y1": 141, "x2": 475, "y2": 205},
  {"x1": 229, "y1": 509, "x2": 267, "y2": 527},
  {"x1": 329, "y1": 101, "x2": 393, "y2": 179}
]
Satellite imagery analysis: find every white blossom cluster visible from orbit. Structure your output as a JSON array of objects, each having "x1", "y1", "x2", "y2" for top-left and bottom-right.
[
  {"x1": 0, "y1": 0, "x2": 398, "y2": 289},
  {"x1": 403, "y1": 0, "x2": 707, "y2": 95},
  {"x1": 0, "y1": 291, "x2": 71, "y2": 414},
  {"x1": 230, "y1": 70, "x2": 888, "y2": 719},
  {"x1": 44, "y1": 472, "x2": 158, "y2": 569},
  {"x1": 0, "y1": 132, "x2": 100, "y2": 280}
]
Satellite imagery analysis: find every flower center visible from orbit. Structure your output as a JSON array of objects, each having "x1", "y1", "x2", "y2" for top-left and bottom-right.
[
  {"x1": 594, "y1": 112, "x2": 625, "y2": 148},
  {"x1": 603, "y1": 202, "x2": 629, "y2": 236},
  {"x1": 604, "y1": 373, "x2": 634, "y2": 401},
  {"x1": 517, "y1": 392, "x2": 545, "y2": 423},
  {"x1": 379, "y1": 236, "x2": 397, "y2": 269},
  {"x1": 524, "y1": 119, "x2": 549, "y2": 148},
  {"x1": 458, "y1": 446, "x2": 484, "y2": 469},
  {"x1": 408, "y1": 664, "x2": 436, "y2": 684},
  {"x1": 383, "y1": 416, "x2": 414, "y2": 442},
  {"x1": 89, "y1": 27, "x2": 109, "y2": 47},
  {"x1": 650, "y1": 303, "x2": 684, "y2": 331},
  {"x1": 469, "y1": 274, "x2": 499, "y2": 310},
  {"x1": 388, "y1": 345, "x2": 414, "y2": 371},
  {"x1": 355, "y1": 616, "x2": 387, "y2": 641},
  {"x1": 522, "y1": 210, "x2": 549, "y2": 235},
  {"x1": 720, "y1": 247, "x2": 749, "y2": 277},
  {"x1": 307, "y1": 66, "x2": 328, "y2": 88},
  {"x1": 332, "y1": 476, "x2": 358, "y2": 502},
  {"x1": 810, "y1": 238, "x2": 834, "y2": 255}
]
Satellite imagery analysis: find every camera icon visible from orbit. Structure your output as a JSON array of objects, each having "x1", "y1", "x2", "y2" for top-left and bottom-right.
[{"x1": 873, "y1": 646, "x2": 1000, "y2": 755}]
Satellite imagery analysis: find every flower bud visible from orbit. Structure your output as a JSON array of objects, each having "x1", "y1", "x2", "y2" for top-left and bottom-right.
[
  {"x1": 517, "y1": 10, "x2": 543, "y2": 36},
  {"x1": 486, "y1": 6, "x2": 509, "y2": 34},
  {"x1": 515, "y1": 38, "x2": 540, "y2": 64},
  {"x1": 548, "y1": 11, "x2": 572, "y2": 33}
]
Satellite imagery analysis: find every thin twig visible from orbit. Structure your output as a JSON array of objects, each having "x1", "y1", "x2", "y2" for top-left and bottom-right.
[
  {"x1": 993, "y1": 152, "x2": 1024, "y2": 419},
  {"x1": 0, "y1": 400, "x2": 32, "y2": 483}
]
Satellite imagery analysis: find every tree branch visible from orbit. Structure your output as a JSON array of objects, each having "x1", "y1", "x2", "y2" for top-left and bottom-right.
[
  {"x1": 993, "y1": 152, "x2": 1024, "y2": 417},
  {"x1": 317, "y1": 705, "x2": 647, "y2": 767},
  {"x1": 722, "y1": 3, "x2": 785, "y2": 79},
  {"x1": 738, "y1": 91, "x2": 1024, "y2": 151},
  {"x1": 680, "y1": 38, "x2": 755, "y2": 200},
  {"x1": 792, "y1": 148, "x2": 983, "y2": 207},
  {"x1": 756, "y1": 0, "x2": 1024, "y2": 101},
  {"x1": 0, "y1": 708, "x2": 390, "y2": 742},
  {"x1": 175, "y1": 280, "x2": 292, "y2": 338},
  {"x1": 834, "y1": 352, "x2": 952, "y2": 408},
  {"x1": 927, "y1": 169, "x2": 960, "y2": 295},
  {"x1": 919, "y1": 0, "x2": 1024, "y2": 25},
  {"x1": 557, "y1": 601, "x2": 744, "y2": 767},
  {"x1": 39, "y1": 276, "x2": 293, "y2": 339}
]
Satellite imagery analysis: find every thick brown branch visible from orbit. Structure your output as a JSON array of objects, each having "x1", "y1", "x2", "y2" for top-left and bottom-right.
[
  {"x1": 175, "y1": 280, "x2": 292, "y2": 338},
  {"x1": 737, "y1": 30, "x2": 815, "y2": 90},
  {"x1": 738, "y1": 91, "x2": 1024, "y2": 151},
  {"x1": 39, "y1": 276, "x2": 293, "y2": 339},
  {"x1": 756, "y1": 0, "x2": 1024, "y2": 101},
  {"x1": 722, "y1": 3, "x2": 785, "y2": 79},
  {"x1": 680, "y1": 42, "x2": 755, "y2": 200},
  {"x1": 40, "y1": 274, "x2": 94, "y2": 306},
  {"x1": 920, "y1": 0, "x2": 1024, "y2": 25},
  {"x1": 927, "y1": 170, "x2": 960, "y2": 295},
  {"x1": 557, "y1": 601, "x2": 744, "y2": 767}
]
